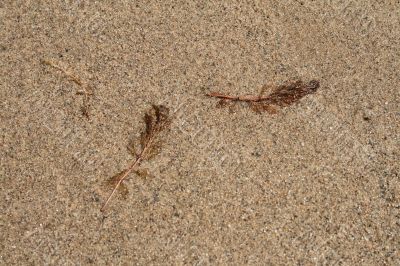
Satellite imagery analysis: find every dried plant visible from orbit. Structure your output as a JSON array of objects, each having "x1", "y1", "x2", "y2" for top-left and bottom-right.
[
  {"x1": 41, "y1": 59, "x2": 93, "y2": 118},
  {"x1": 206, "y1": 79, "x2": 320, "y2": 114},
  {"x1": 101, "y1": 104, "x2": 171, "y2": 212}
]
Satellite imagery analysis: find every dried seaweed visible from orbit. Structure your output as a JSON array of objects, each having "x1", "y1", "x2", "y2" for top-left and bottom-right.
[
  {"x1": 103, "y1": 170, "x2": 129, "y2": 200},
  {"x1": 41, "y1": 59, "x2": 93, "y2": 119},
  {"x1": 206, "y1": 79, "x2": 320, "y2": 114},
  {"x1": 100, "y1": 104, "x2": 171, "y2": 212},
  {"x1": 134, "y1": 168, "x2": 153, "y2": 179}
]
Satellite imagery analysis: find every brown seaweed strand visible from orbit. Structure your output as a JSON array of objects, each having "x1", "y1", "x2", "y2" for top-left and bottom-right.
[
  {"x1": 206, "y1": 80, "x2": 320, "y2": 104},
  {"x1": 100, "y1": 105, "x2": 170, "y2": 212},
  {"x1": 41, "y1": 59, "x2": 93, "y2": 118},
  {"x1": 100, "y1": 131, "x2": 157, "y2": 212},
  {"x1": 206, "y1": 92, "x2": 267, "y2": 102}
]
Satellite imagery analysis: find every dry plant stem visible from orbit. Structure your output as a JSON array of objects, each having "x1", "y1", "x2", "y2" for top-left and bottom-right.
[{"x1": 41, "y1": 59, "x2": 93, "y2": 118}]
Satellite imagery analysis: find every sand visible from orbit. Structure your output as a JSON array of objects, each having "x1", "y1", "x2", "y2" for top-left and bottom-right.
[{"x1": 1, "y1": 1, "x2": 399, "y2": 265}]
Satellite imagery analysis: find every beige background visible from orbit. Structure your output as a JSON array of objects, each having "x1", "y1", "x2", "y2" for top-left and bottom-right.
[{"x1": 1, "y1": 1, "x2": 399, "y2": 264}]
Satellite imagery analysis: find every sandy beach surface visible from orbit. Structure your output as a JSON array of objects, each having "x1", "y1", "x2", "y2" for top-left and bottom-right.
[{"x1": 1, "y1": 1, "x2": 399, "y2": 264}]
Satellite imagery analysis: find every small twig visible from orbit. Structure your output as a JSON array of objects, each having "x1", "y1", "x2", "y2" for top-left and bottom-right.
[{"x1": 41, "y1": 59, "x2": 93, "y2": 118}]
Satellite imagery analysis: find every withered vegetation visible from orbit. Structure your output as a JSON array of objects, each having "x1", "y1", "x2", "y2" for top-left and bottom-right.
[
  {"x1": 101, "y1": 105, "x2": 171, "y2": 212},
  {"x1": 41, "y1": 59, "x2": 93, "y2": 118},
  {"x1": 206, "y1": 79, "x2": 320, "y2": 114}
]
